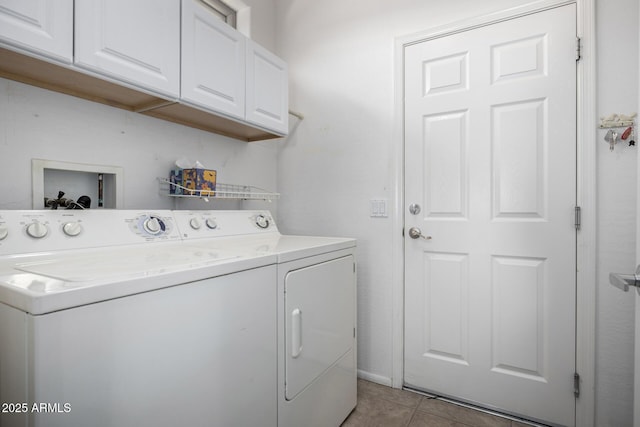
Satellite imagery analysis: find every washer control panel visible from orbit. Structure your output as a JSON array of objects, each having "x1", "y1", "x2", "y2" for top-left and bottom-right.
[
  {"x1": 0, "y1": 210, "x2": 276, "y2": 256},
  {"x1": 0, "y1": 210, "x2": 180, "y2": 256},
  {"x1": 173, "y1": 210, "x2": 278, "y2": 240}
]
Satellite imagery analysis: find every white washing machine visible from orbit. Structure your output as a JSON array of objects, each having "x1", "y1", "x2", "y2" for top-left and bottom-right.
[
  {"x1": 172, "y1": 211, "x2": 358, "y2": 427},
  {"x1": 0, "y1": 210, "x2": 278, "y2": 427}
]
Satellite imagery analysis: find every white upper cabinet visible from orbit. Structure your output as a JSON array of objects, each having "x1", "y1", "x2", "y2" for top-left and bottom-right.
[
  {"x1": 74, "y1": 0, "x2": 180, "y2": 98},
  {"x1": 181, "y1": 0, "x2": 288, "y2": 135},
  {"x1": 0, "y1": 0, "x2": 73, "y2": 62},
  {"x1": 246, "y1": 40, "x2": 288, "y2": 135},
  {"x1": 181, "y1": 0, "x2": 246, "y2": 120},
  {"x1": 0, "y1": 0, "x2": 288, "y2": 140}
]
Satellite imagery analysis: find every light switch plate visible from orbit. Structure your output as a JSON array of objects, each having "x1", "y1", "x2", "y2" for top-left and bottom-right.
[{"x1": 370, "y1": 199, "x2": 388, "y2": 218}]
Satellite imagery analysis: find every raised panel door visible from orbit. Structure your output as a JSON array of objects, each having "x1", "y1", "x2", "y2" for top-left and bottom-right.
[
  {"x1": 74, "y1": 0, "x2": 180, "y2": 98},
  {"x1": 246, "y1": 40, "x2": 288, "y2": 135},
  {"x1": 404, "y1": 5, "x2": 577, "y2": 425},
  {"x1": 181, "y1": 0, "x2": 245, "y2": 120},
  {"x1": 0, "y1": 0, "x2": 72, "y2": 62}
]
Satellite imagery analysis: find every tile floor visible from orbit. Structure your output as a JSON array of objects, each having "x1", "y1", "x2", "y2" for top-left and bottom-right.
[{"x1": 341, "y1": 380, "x2": 538, "y2": 427}]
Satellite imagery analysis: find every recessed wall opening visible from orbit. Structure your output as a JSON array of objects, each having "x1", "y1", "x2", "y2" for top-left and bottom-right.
[{"x1": 32, "y1": 159, "x2": 124, "y2": 209}]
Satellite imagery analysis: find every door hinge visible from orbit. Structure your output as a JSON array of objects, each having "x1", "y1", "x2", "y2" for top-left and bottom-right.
[
  {"x1": 574, "y1": 206, "x2": 581, "y2": 230},
  {"x1": 574, "y1": 373, "x2": 580, "y2": 398},
  {"x1": 576, "y1": 37, "x2": 582, "y2": 61}
]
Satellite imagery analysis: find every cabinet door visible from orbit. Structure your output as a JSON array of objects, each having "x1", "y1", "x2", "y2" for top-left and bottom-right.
[
  {"x1": 0, "y1": 0, "x2": 72, "y2": 62},
  {"x1": 181, "y1": 0, "x2": 245, "y2": 120},
  {"x1": 75, "y1": 0, "x2": 180, "y2": 98},
  {"x1": 246, "y1": 40, "x2": 289, "y2": 135}
]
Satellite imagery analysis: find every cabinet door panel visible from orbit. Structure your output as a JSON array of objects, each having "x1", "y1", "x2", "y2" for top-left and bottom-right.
[
  {"x1": 75, "y1": 0, "x2": 180, "y2": 98},
  {"x1": 181, "y1": 0, "x2": 245, "y2": 120},
  {"x1": 246, "y1": 40, "x2": 288, "y2": 135},
  {"x1": 0, "y1": 0, "x2": 72, "y2": 62}
]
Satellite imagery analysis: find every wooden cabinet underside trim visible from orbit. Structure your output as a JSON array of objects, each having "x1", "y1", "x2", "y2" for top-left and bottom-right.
[{"x1": 0, "y1": 47, "x2": 283, "y2": 142}]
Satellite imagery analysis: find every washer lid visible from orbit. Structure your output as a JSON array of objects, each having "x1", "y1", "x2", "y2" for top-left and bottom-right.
[
  {"x1": 14, "y1": 245, "x2": 238, "y2": 282},
  {"x1": 0, "y1": 244, "x2": 277, "y2": 315}
]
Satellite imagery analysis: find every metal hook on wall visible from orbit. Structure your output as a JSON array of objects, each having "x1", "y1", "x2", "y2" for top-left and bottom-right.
[{"x1": 600, "y1": 113, "x2": 636, "y2": 151}]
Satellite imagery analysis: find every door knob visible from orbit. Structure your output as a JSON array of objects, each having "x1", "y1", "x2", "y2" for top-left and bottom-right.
[
  {"x1": 609, "y1": 265, "x2": 640, "y2": 292},
  {"x1": 408, "y1": 227, "x2": 431, "y2": 240}
]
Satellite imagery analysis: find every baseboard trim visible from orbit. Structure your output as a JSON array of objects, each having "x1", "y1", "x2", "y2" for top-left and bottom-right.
[{"x1": 357, "y1": 370, "x2": 393, "y2": 387}]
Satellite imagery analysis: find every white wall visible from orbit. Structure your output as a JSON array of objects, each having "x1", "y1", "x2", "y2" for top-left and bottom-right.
[
  {"x1": 244, "y1": 0, "x2": 277, "y2": 51},
  {"x1": 0, "y1": 79, "x2": 278, "y2": 211},
  {"x1": 595, "y1": 0, "x2": 638, "y2": 425},
  {"x1": 275, "y1": 0, "x2": 638, "y2": 424},
  {"x1": 0, "y1": 0, "x2": 279, "y2": 213}
]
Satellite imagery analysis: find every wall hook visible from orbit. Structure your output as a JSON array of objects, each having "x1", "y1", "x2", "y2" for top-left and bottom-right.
[
  {"x1": 600, "y1": 112, "x2": 636, "y2": 151},
  {"x1": 600, "y1": 112, "x2": 636, "y2": 129}
]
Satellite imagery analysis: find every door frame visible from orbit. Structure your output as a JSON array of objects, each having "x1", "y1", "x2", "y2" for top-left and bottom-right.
[{"x1": 391, "y1": 0, "x2": 596, "y2": 425}]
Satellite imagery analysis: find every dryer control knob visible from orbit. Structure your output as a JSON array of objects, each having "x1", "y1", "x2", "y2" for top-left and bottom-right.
[
  {"x1": 205, "y1": 218, "x2": 218, "y2": 230},
  {"x1": 189, "y1": 218, "x2": 202, "y2": 230},
  {"x1": 143, "y1": 217, "x2": 162, "y2": 235},
  {"x1": 256, "y1": 214, "x2": 270, "y2": 229},
  {"x1": 0, "y1": 226, "x2": 7, "y2": 240},
  {"x1": 63, "y1": 222, "x2": 83, "y2": 237},
  {"x1": 26, "y1": 221, "x2": 48, "y2": 239}
]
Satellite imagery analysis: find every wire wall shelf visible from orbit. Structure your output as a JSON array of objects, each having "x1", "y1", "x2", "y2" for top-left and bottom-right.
[{"x1": 158, "y1": 178, "x2": 280, "y2": 202}]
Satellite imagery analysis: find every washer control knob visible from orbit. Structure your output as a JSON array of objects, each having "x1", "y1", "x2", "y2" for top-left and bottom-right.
[
  {"x1": 255, "y1": 214, "x2": 270, "y2": 229},
  {"x1": 26, "y1": 221, "x2": 48, "y2": 239},
  {"x1": 62, "y1": 222, "x2": 83, "y2": 237},
  {"x1": 189, "y1": 218, "x2": 202, "y2": 230},
  {"x1": 0, "y1": 226, "x2": 8, "y2": 240},
  {"x1": 143, "y1": 217, "x2": 162, "y2": 235},
  {"x1": 205, "y1": 218, "x2": 218, "y2": 230}
]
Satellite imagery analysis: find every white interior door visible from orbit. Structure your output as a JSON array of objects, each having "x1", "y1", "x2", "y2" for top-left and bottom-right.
[{"x1": 404, "y1": 5, "x2": 577, "y2": 426}]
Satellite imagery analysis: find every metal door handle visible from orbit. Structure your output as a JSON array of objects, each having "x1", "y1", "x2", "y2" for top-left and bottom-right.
[
  {"x1": 408, "y1": 227, "x2": 431, "y2": 240},
  {"x1": 609, "y1": 265, "x2": 640, "y2": 292}
]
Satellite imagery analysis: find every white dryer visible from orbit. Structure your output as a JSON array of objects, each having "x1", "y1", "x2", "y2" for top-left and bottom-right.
[
  {"x1": 172, "y1": 211, "x2": 358, "y2": 427},
  {"x1": 276, "y1": 236, "x2": 357, "y2": 427}
]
